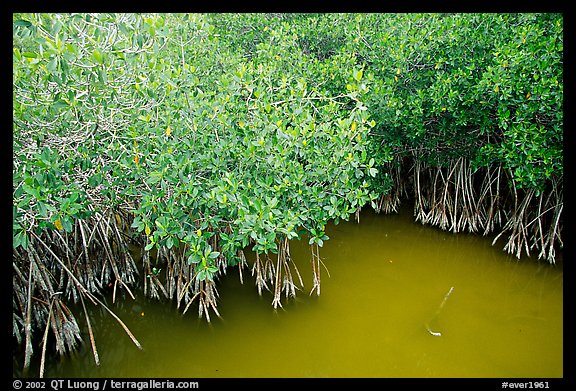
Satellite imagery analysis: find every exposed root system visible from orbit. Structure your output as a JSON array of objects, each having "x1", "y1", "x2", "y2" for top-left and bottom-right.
[
  {"x1": 13, "y1": 207, "x2": 141, "y2": 377},
  {"x1": 406, "y1": 157, "x2": 562, "y2": 263}
]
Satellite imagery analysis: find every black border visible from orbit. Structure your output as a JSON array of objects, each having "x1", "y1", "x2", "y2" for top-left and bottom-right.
[{"x1": 9, "y1": 5, "x2": 574, "y2": 389}]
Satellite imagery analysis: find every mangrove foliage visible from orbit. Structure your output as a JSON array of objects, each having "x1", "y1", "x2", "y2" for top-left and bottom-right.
[{"x1": 13, "y1": 13, "x2": 563, "y2": 375}]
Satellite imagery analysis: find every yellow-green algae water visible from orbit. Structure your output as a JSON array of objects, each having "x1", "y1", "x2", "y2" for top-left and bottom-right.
[{"x1": 39, "y1": 207, "x2": 563, "y2": 378}]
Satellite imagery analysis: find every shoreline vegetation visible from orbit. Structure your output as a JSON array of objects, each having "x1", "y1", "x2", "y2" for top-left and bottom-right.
[{"x1": 13, "y1": 13, "x2": 562, "y2": 376}]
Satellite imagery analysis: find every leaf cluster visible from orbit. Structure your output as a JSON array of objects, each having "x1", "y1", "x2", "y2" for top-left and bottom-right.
[{"x1": 13, "y1": 13, "x2": 379, "y2": 283}]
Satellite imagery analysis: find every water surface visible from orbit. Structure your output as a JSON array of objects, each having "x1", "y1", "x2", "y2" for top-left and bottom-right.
[{"x1": 39, "y1": 207, "x2": 563, "y2": 378}]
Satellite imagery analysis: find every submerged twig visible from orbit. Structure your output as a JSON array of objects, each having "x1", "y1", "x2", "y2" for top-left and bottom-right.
[{"x1": 425, "y1": 286, "x2": 454, "y2": 337}]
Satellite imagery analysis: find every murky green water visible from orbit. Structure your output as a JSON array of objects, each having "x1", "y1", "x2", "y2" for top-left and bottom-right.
[{"x1": 37, "y1": 207, "x2": 563, "y2": 378}]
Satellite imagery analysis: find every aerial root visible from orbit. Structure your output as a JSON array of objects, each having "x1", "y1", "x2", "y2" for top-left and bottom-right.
[{"x1": 310, "y1": 243, "x2": 324, "y2": 296}]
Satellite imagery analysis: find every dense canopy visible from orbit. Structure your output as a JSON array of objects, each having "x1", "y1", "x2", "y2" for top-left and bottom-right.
[{"x1": 13, "y1": 13, "x2": 562, "y2": 374}]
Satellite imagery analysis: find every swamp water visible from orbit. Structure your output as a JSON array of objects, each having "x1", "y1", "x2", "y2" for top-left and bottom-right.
[{"x1": 37, "y1": 207, "x2": 563, "y2": 378}]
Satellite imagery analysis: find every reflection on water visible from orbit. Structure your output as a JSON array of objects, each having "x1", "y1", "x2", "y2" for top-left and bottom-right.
[{"x1": 35, "y1": 207, "x2": 563, "y2": 378}]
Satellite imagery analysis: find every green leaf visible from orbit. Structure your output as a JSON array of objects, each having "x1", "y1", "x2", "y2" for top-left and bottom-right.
[
  {"x1": 131, "y1": 216, "x2": 142, "y2": 228},
  {"x1": 13, "y1": 232, "x2": 21, "y2": 249},
  {"x1": 188, "y1": 254, "x2": 200, "y2": 265},
  {"x1": 47, "y1": 57, "x2": 58, "y2": 72},
  {"x1": 21, "y1": 232, "x2": 29, "y2": 249},
  {"x1": 98, "y1": 68, "x2": 107, "y2": 84},
  {"x1": 37, "y1": 202, "x2": 47, "y2": 217},
  {"x1": 14, "y1": 231, "x2": 30, "y2": 249},
  {"x1": 14, "y1": 19, "x2": 32, "y2": 27},
  {"x1": 61, "y1": 217, "x2": 73, "y2": 233},
  {"x1": 93, "y1": 49, "x2": 104, "y2": 64},
  {"x1": 165, "y1": 237, "x2": 173, "y2": 249},
  {"x1": 22, "y1": 183, "x2": 40, "y2": 199},
  {"x1": 52, "y1": 100, "x2": 69, "y2": 110},
  {"x1": 88, "y1": 173, "x2": 102, "y2": 187},
  {"x1": 53, "y1": 21, "x2": 62, "y2": 36}
]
